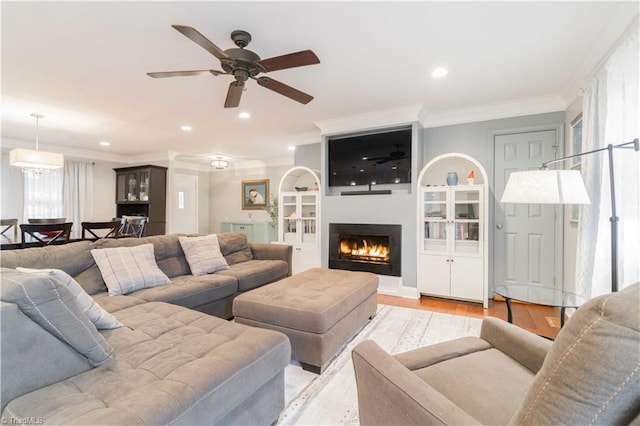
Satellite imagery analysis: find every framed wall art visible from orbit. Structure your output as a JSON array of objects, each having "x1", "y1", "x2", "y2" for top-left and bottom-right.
[{"x1": 242, "y1": 179, "x2": 269, "y2": 210}]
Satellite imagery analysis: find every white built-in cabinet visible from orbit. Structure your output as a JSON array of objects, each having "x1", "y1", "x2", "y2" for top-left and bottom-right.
[
  {"x1": 278, "y1": 167, "x2": 321, "y2": 274},
  {"x1": 417, "y1": 154, "x2": 488, "y2": 307}
]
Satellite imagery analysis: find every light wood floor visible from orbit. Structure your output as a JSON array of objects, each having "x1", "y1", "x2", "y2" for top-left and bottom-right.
[{"x1": 378, "y1": 294, "x2": 561, "y2": 340}]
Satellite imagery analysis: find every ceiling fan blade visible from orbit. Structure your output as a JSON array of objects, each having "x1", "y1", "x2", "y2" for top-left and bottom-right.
[
  {"x1": 256, "y1": 77, "x2": 313, "y2": 104},
  {"x1": 172, "y1": 25, "x2": 230, "y2": 60},
  {"x1": 147, "y1": 70, "x2": 224, "y2": 78},
  {"x1": 224, "y1": 81, "x2": 244, "y2": 108},
  {"x1": 256, "y1": 50, "x2": 320, "y2": 73}
]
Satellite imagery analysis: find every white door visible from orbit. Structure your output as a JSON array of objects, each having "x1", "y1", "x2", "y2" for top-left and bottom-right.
[
  {"x1": 172, "y1": 174, "x2": 198, "y2": 235},
  {"x1": 494, "y1": 130, "x2": 561, "y2": 288}
]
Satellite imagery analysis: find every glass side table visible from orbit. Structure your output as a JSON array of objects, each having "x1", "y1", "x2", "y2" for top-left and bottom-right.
[{"x1": 493, "y1": 284, "x2": 589, "y2": 328}]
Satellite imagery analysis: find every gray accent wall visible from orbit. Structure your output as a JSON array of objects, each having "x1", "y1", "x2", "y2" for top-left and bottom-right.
[{"x1": 296, "y1": 112, "x2": 568, "y2": 291}]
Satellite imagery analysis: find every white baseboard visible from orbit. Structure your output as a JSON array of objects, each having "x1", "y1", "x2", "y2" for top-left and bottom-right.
[{"x1": 376, "y1": 275, "x2": 420, "y2": 299}]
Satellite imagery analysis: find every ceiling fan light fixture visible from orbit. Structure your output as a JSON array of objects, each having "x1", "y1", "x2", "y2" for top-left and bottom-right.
[
  {"x1": 10, "y1": 113, "x2": 64, "y2": 173},
  {"x1": 210, "y1": 157, "x2": 229, "y2": 170}
]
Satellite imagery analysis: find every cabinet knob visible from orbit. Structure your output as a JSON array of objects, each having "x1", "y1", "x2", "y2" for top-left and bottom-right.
[{"x1": 496, "y1": 224, "x2": 503, "y2": 230}]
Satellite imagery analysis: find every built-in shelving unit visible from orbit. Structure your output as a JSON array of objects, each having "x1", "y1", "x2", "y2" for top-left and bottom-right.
[
  {"x1": 278, "y1": 167, "x2": 321, "y2": 274},
  {"x1": 417, "y1": 154, "x2": 488, "y2": 307}
]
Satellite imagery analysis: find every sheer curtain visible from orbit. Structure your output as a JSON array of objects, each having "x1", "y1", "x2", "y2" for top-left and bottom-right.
[
  {"x1": 575, "y1": 28, "x2": 639, "y2": 297},
  {"x1": 64, "y1": 160, "x2": 94, "y2": 238},
  {"x1": 23, "y1": 169, "x2": 64, "y2": 222}
]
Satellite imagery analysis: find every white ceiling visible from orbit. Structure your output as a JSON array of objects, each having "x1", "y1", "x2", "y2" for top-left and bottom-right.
[{"x1": 2, "y1": 1, "x2": 637, "y2": 165}]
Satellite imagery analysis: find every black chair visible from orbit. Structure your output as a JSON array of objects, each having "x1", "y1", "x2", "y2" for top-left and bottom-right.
[
  {"x1": 28, "y1": 218, "x2": 66, "y2": 224},
  {"x1": 1, "y1": 219, "x2": 19, "y2": 242},
  {"x1": 81, "y1": 221, "x2": 120, "y2": 240},
  {"x1": 20, "y1": 222, "x2": 73, "y2": 248}
]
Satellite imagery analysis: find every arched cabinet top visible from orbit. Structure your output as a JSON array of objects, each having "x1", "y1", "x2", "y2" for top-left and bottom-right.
[
  {"x1": 417, "y1": 153, "x2": 487, "y2": 187},
  {"x1": 278, "y1": 167, "x2": 322, "y2": 193}
]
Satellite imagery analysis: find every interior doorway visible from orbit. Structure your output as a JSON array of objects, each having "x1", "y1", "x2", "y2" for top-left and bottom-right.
[
  {"x1": 493, "y1": 129, "x2": 562, "y2": 288},
  {"x1": 172, "y1": 173, "x2": 198, "y2": 235}
]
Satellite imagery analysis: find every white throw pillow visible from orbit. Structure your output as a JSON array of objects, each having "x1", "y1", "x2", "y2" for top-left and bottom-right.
[
  {"x1": 179, "y1": 234, "x2": 229, "y2": 276},
  {"x1": 91, "y1": 243, "x2": 170, "y2": 296},
  {"x1": 16, "y1": 267, "x2": 123, "y2": 329}
]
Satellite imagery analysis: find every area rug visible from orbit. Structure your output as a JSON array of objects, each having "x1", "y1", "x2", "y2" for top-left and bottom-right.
[{"x1": 277, "y1": 304, "x2": 482, "y2": 425}]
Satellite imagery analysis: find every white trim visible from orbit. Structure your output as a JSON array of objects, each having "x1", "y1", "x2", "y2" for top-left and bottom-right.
[
  {"x1": 314, "y1": 104, "x2": 423, "y2": 135},
  {"x1": 419, "y1": 95, "x2": 566, "y2": 129}
]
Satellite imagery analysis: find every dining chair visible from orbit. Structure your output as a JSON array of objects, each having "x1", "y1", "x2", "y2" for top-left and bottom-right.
[
  {"x1": 121, "y1": 216, "x2": 148, "y2": 238},
  {"x1": 1, "y1": 219, "x2": 19, "y2": 242},
  {"x1": 27, "y1": 218, "x2": 67, "y2": 224},
  {"x1": 81, "y1": 221, "x2": 121, "y2": 240},
  {"x1": 20, "y1": 222, "x2": 73, "y2": 248}
]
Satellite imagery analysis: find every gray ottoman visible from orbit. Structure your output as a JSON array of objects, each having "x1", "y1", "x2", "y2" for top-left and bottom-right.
[{"x1": 233, "y1": 268, "x2": 378, "y2": 374}]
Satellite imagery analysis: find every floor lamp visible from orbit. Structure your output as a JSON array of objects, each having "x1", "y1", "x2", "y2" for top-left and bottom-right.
[{"x1": 501, "y1": 138, "x2": 639, "y2": 293}]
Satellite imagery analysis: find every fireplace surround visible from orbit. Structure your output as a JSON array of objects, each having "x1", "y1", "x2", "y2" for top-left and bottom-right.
[{"x1": 329, "y1": 223, "x2": 401, "y2": 276}]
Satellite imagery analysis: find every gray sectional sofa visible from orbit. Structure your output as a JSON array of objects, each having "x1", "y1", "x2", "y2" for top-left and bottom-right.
[{"x1": 0, "y1": 232, "x2": 294, "y2": 425}]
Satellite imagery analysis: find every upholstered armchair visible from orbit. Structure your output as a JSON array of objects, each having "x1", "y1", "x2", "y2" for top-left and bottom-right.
[{"x1": 352, "y1": 283, "x2": 640, "y2": 425}]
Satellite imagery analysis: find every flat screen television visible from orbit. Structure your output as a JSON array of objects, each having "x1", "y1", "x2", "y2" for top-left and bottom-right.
[{"x1": 328, "y1": 126, "x2": 412, "y2": 187}]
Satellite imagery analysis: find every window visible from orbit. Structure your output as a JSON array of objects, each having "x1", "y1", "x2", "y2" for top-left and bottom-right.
[{"x1": 23, "y1": 169, "x2": 64, "y2": 221}]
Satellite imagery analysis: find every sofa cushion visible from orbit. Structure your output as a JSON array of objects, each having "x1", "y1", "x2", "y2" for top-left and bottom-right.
[
  {"x1": 0, "y1": 268, "x2": 114, "y2": 367},
  {"x1": 511, "y1": 282, "x2": 640, "y2": 425},
  {"x1": 91, "y1": 292, "x2": 147, "y2": 314},
  {"x1": 91, "y1": 243, "x2": 170, "y2": 296},
  {"x1": 218, "y1": 232, "x2": 253, "y2": 265},
  {"x1": 94, "y1": 234, "x2": 192, "y2": 278},
  {"x1": 0, "y1": 241, "x2": 106, "y2": 294},
  {"x1": 126, "y1": 273, "x2": 238, "y2": 309},
  {"x1": 217, "y1": 259, "x2": 289, "y2": 292},
  {"x1": 16, "y1": 267, "x2": 122, "y2": 329},
  {"x1": 1, "y1": 302, "x2": 291, "y2": 425},
  {"x1": 179, "y1": 234, "x2": 229, "y2": 276}
]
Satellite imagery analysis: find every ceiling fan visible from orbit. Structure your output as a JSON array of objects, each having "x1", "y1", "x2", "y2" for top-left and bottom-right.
[
  {"x1": 365, "y1": 144, "x2": 409, "y2": 164},
  {"x1": 148, "y1": 25, "x2": 320, "y2": 108}
]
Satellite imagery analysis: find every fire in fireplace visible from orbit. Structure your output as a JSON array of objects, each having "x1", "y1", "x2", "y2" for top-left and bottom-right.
[
  {"x1": 329, "y1": 223, "x2": 401, "y2": 276},
  {"x1": 339, "y1": 236, "x2": 390, "y2": 264}
]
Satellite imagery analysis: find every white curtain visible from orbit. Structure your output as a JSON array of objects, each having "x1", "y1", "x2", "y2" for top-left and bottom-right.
[
  {"x1": 575, "y1": 28, "x2": 640, "y2": 297},
  {"x1": 23, "y1": 169, "x2": 64, "y2": 222},
  {"x1": 64, "y1": 160, "x2": 94, "y2": 238}
]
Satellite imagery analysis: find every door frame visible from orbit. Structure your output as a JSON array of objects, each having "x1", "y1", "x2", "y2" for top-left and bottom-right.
[{"x1": 489, "y1": 123, "x2": 565, "y2": 294}]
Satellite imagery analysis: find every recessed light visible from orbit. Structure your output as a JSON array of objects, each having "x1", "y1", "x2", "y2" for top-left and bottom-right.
[
  {"x1": 99, "y1": 141, "x2": 110, "y2": 146},
  {"x1": 431, "y1": 67, "x2": 448, "y2": 79},
  {"x1": 288, "y1": 145, "x2": 296, "y2": 151},
  {"x1": 238, "y1": 112, "x2": 251, "y2": 119},
  {"x1": 181, "y1": 125, "x2": 192, "y2": 131}
]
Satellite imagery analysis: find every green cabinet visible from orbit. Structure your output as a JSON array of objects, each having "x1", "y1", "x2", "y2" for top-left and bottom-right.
[{"x1": 220, "y1": 221, "x2": 274, "y2": 243}]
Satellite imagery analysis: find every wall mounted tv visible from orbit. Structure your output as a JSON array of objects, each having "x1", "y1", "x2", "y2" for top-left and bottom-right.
[{"x1": 328, "y1": 126, "x2": 412, "y2": 187}]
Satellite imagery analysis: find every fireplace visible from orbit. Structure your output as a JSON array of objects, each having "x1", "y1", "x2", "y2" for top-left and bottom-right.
[{"x1": 329, "y1": 223, "x2": 401, "y2": 276}]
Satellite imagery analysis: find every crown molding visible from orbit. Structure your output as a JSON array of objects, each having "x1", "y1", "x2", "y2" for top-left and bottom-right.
[
  {"x1": 419, "y1": 95, "x2": 567, "y2": 129},
  {"x1": 314, "y1": 104, "x2": 423, "y2": 136}
]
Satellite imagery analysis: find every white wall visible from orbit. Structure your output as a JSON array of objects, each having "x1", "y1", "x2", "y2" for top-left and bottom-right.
[{"x1": 208, "y1": 164, "x2": 292, "y2": 233}]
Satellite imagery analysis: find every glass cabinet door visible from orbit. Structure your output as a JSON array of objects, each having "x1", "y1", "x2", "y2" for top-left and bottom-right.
[
  {"x1": 126, "y1": 172, "x2": 138, "y2": 201},
  {"x1": 281, "y1": 194, "x2": 298, "y2": 243},
  {"x1": 138, "y1": 170, "x2": 150, "y2": 201},
  {"x1": 300, "y1": 193, "x2": 317, "y2": 244},
  {"x1": 116, "y1": 173, "x2": 127, "y2": 203},
  {"x1": 453, "y1": 189, "x2": 481, "y2": 255},
  {"x1": 422, "y1": 190, "x2": 448, "y2": 253}
]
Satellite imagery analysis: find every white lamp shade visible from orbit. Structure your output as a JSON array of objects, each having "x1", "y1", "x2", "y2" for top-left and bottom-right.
[
  {"x1": 10, "y1": 148, "x2": 64, "y2": 169},
  {"x1": 501, "y1": 170, "x2": 590, "y2": 204}
]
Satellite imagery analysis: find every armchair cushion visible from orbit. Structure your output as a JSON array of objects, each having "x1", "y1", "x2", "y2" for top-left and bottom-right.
[{"x1": 511, "y1": 282, "x2": 640, "y2": 425}]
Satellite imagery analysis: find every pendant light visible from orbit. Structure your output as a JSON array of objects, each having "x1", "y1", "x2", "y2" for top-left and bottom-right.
[{"x1": 10, "y1": 113, "x2": 64, "y2": 172}]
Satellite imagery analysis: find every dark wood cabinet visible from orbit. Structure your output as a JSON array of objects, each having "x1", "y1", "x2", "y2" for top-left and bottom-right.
[{"x1": 114, "y1": 165, "x2": 167, "y2": 236}]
